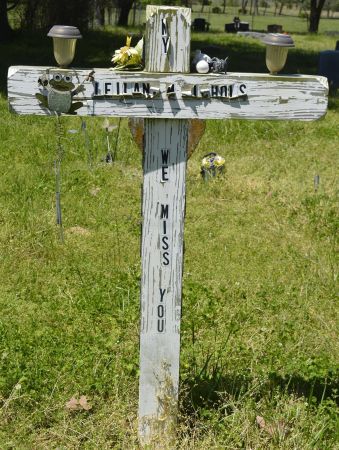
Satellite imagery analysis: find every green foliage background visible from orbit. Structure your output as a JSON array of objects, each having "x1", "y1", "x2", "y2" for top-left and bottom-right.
[{"x1": 0, "y1": 27, "x2": 338, "y2": 448}]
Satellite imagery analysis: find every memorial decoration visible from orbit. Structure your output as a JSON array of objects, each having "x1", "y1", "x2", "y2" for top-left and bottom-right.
[
  {"x1": 201, "y1": 152, "x2": 226, "y2": 180},
  {"x1": 102, "y1": 118, "x2": 120, "y2": 163},
  {"x1": 55, "y1": 114, "x2": 64, "y2": 242},
  {"x1": 262, "y1": 33, "x2": 295, "y2": 74},
  {"x1": 47, "y1": 25, "x2": 82, "y2": 68},
  {"x1": 111, "y1": 36, "x2": 144, "y2": 71},
  {"x1": 7, "y1": 3, "x2": 328, "y2": 446},
  {"x1": 35, "y1": 71, "x2": 85, "y2": 115},
  {"x1": 196, "y1": 59, "x2": 210, "y2": 74},
  {"x1": 193, "y1": 49, "x2": 228, "y2": 74}
]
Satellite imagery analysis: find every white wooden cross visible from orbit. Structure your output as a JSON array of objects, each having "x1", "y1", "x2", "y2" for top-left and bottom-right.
[{"x1": 8, "y1": 4, "x2": 328, "y2": 446}]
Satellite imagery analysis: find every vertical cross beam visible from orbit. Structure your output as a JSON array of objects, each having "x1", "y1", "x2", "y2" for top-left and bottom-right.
[{"x1": 138, "y1": 5, "x2": 191, "y2": 445}]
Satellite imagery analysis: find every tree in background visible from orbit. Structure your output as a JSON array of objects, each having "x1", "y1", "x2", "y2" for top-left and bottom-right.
[
  {"x1": 249, "y1": 0, "x2": 259, "y2": 15},
  {"x1": 93, "y1": 0, "x2": 106, "y2": 27},
  {"x1": 260, "y1": 0, "x2": 269, "y2": 15},
  {"x1": 114, "y1": 0, "x2": 134, "y2": 26},
  {"x1": 0, "y1": 0, "x2": 20, "y2": 40},
  {"x1": 240, "y1": 0, "x2": 249, "y2": 14},
  {"x1": 325, "y1": 0, "x2": 339, "y2": 16},
  {"x1": 200, "y1": 0, "x2": 211, "y2": 12},
  {"x1": 20, "y1": 0, "x2": 91, "y2": 30},
  {"x1": 309, "y1": 0, "x2": 326, "y2": 31},
  {"x1": 1, "y1": 0, "x2": 334, "y2": 34}
]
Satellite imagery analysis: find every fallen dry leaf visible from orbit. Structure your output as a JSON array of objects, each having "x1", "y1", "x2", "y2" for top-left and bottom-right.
[
  {"x1": 65, "y1": 395, "x2": 92, "y2": 412},
  {"x1": 256, "y1": 415, "x2": 266, "y2": 429},
  {"x1": 256, "y1": 416, "x2": 291, "y2": 440},
  {"x1": 79, "y1": 395, "x2": 92, "y2": 411},
  {"x1": 266, "y1": 420, "x2": 290, "y2": 438},
  {"x1": 89, "y1": 187, "x2": 101, "y2": 196},
  {"x1": 67, "y1": 226, "x2": 91, "y2": 236},
  {"x1": 65, "y1": 396, "x2": 80, "y2": 411},
  {"x1": 266, "y1": 423, "x2": 276, "y2": 436}
]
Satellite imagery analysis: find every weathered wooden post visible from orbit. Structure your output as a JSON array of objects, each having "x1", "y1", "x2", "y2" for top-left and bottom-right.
[
  {"x1": 138, "y1": 6, "x2": 190, "y2": 444},
  {"x1": 7, "y1": 3, "x2": 328, "y2": 446}
]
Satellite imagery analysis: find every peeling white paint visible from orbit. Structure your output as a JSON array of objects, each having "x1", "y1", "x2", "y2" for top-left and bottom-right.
[
  {"x1": 139, "y1": 6, "x2": 189, "y2": 446},
  {"x1": 8, "y1": 67, "x2": 328, "y2": 121}
]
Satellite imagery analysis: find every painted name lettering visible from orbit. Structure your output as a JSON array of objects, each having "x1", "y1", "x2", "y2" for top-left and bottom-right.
[
  {"x1": 189, "y1": 83, "x2": 247, "y2": 98},
  {"x1": 160, "y1": 202, "x2": 170, "y2": 266},
  {"x1": 161, "y1": 149, "x2": 169, "y2": 182},
  {"x1": 157, "y1": 288, "x2": 166, "y2": 332},
  {"x1": 94, "y1": 81, "x2": 154, "y2": 97},
  {"x1": 93, "y1": 81, "x2": 248, "y2": 99},
  {"x1": 160, "y1": 203, "x2": 169, "y2": 219},
  {"x1": 161, "y1": 19, "x2": 170, "y2": 54}
]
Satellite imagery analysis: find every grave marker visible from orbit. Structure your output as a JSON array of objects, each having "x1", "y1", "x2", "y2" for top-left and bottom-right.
[{"x1": 7, "y1": 4, "x2": 328, "y2": 446}]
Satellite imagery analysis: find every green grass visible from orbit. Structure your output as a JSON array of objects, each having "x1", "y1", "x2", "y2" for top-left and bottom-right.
[
  {"x1": 0, "y1": 29, "x2": 338, "y2": 448},
  {"x1": 198, "y1": 11, "x2": 339, "y2": 34},
  {"x1": 7, "y1": 2, "x2": 339, "y2": 34},
  {"x1": 123, "y1": 6, "x2": 339, "y2": 34}
]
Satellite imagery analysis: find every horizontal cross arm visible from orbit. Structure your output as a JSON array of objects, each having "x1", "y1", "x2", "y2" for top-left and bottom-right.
[{"x1": 8, "y1": 66, "x2": 328, "y2": 121}]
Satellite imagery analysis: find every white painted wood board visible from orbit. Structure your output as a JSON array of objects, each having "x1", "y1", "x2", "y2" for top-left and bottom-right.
[
  {"x1": 145, "y1": 5, "x2": 191, "y2": 73},
  {"x1": 139, "y1": 6, "x2": 189, "y2": 445},
  {"x1": 139, "y1": 118, "x2": 187, "y2": 442},
  {"x1": 8, "y1": 66, "x2": 328, "y2": 121}
]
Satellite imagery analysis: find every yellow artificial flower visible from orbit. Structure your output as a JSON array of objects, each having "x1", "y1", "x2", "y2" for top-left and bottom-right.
[
  {"x1": 201, "y1": 154, "x2": 225, "y2": 169},
  {"x1": 214, "y1": 155, "x2": 225, "y2": 167},
  {"x1": 111, "y1": 36, "x2": 143, "y2": 70}
]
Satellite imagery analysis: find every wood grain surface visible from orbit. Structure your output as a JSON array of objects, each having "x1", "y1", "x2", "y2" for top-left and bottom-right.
[{"x1": 8, "y1": 67, "x2": 328, "y2": 121}]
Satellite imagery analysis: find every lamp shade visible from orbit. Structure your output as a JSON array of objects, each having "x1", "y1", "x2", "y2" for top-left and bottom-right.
[
  {"x1": 262, "y1": 33, "x2": 294, "y2": 48},
  {"x1": 48, "y1": 25, "x2": 82, "y2": 68},
  {"x1": 262, "y1": 33, "x2": 295, "y2": 74}
]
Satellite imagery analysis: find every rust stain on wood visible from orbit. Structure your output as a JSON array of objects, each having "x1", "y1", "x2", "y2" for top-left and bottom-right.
[{"x1": 129, "y1": 118, "x2": 205, "y2": 158}]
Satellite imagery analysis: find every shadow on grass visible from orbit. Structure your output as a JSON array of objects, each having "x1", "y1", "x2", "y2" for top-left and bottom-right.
[
  {"x1": 0, "y1": 28, "x2": 135, "y2": 96},
  {"x1": 1, "y1": 28, "x2": 337, "y2": 103},
  {"x1": 192, "y1": 39, "x2": 326, "y2": 76},
  {"x1": 181, "y1": 370, "x2": 339, "y2": 415}
]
